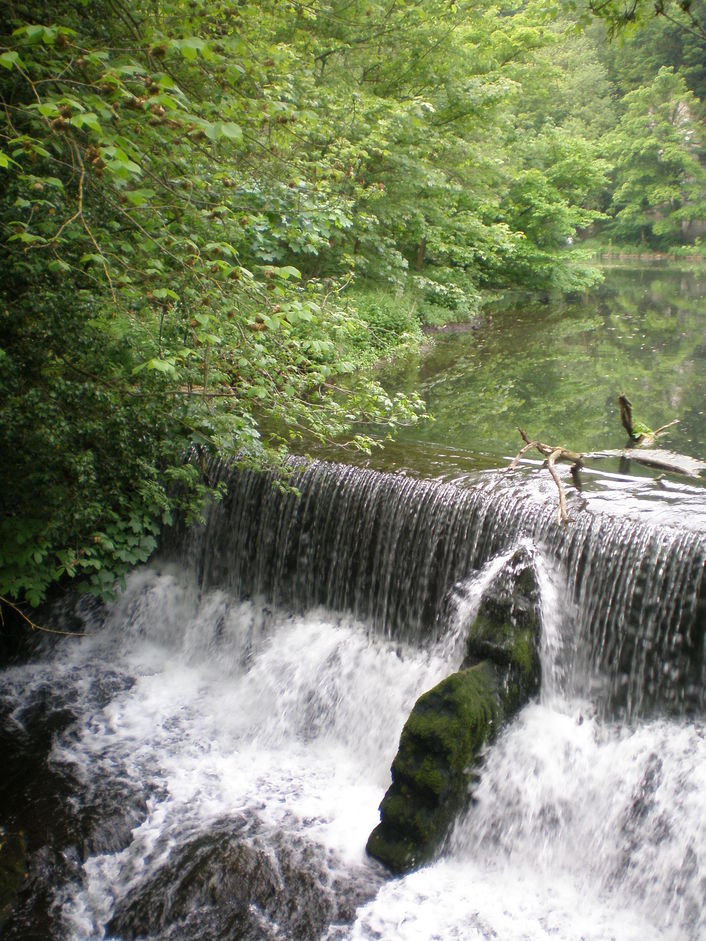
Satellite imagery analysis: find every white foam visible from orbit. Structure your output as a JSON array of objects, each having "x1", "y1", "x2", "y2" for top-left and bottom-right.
[
  {"x1": 47, "y1": 569, "x2": 449, "y2": 937},
  {"x1": 5, "y1": 565, "x2": 703, "y2": 941}
]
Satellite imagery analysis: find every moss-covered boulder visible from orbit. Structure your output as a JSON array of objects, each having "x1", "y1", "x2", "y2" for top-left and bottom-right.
[
  {"x1": 463, "y1": 545, "x2": 542, "y2": 713},
  {"x1": 366, "y1": 662, "x2": 499, "y2": 873},
  {"x1": 366, "y1": 547, "x2": 542, "y2": 874}
]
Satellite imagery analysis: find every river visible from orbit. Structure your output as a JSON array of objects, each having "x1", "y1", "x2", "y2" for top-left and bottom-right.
[{"x1": 374, "y1": 264, "x2": 706, "y2": 468}]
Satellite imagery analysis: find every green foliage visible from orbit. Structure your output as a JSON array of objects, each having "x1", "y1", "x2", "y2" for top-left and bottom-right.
[
  {"x1": 367, "y1": 662, "x2": 499, "y2": 874},
  {"x1": 412, "y1": 272, "x2": 483, "y2": 327},
  {"x1": 494, "y1": 125, "x2": 609, "y2": 289},
  {"x1": 0, "y1": 0, "x2": 430, "y2": 606},
  {"x1": 346, "y1": 288, "x2": 422, "y2": 357},
  {"x1": 0, "y1": 0, "x2": 641, "y2": 608},
  {"x1": 605, "y1": 68, "x2": 706, "y2": 246},
  {"x1": 582, "y1": 0, "x2": 706, "y2": 58}
]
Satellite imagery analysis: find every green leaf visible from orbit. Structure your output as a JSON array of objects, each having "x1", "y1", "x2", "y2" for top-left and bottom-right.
[
  {"x1": 0, "y1": 50, "x2": 24, "y2": 70},
  {"x1": 124, "y1": 187, "x2": 156, "y2": 207},
  {"x1": 172, "y1": 37, "x2": 209, "y2": 61},
  {"x1": 9, "y1": 231, "x2": 47, "y2": 244},
  {"x1": 14, "y1": 24, "x2": 57, "y2": 44},
  {"x1": 152, "y1": 287, "x2": 179, "y2": 301},
  {"x1": 103, "y1": 154, "x2": 142, "y2": 178},
  {"x1": 277, "y1": 266, "x2": 301, "y2": 280},
  {"x1": 69, "y1": 112, "x2": 101, "y2": 134},
  {"x1": 31, "y1": 102, "x2": 60, "y2": 118},
  {"x1": 219, "y1": 122, "x2": 243, "y2": 141},
  {"x1": 133, "y1": 357, "x2": 178, "y2": 377},
  {"x1": 0, "y1": 150, "x2": 20, "y2": 170}
]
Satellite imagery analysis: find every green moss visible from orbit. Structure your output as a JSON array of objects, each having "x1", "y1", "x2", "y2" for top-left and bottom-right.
[
  {"x1": 366, "y1": 824, "x2": 419, "y2": 874},
  {"x1": 463, "y1": 547, "x2": 541, "y2": 701},
  {"x1": 509, "y1": 629, "x2": 535, "y2": 674},
  {"x1": 392, "y1": 753, "x2": 446, "y2": 798},
  {"x1": 366, "y1": 662, "x2": 500, "y2": 873},
  {"x1": 367, "y1": 548, "x2": 545, "y2": 875},
  {"x1": 0, "y1": 829, "x2": 26, "y2": 925}
]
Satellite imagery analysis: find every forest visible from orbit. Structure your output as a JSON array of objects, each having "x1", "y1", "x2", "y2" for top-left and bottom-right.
[{"x1": 1, "y1": 0, "x2": 705, "y2": 609}]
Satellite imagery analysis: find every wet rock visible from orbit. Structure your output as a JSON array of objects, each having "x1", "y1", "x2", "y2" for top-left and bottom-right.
[
  {"x1": 366, "y1": 547, "x2": 542, "y2": 874},
  {"x1": 366, "y1": 662, "x2": 499, "y2": 873},
  {"x1": 463, "y1": 545, "x2": 542, "y2": 713},
  {"x1": 0, "y1": 828, "x2": 26, "y2": 928},
  {"x1": 107, "y1": 817, "x2": 381, "y2": 941},
  {"x1": 0, "y1": 677, "x2": 150, "y2": 939}
]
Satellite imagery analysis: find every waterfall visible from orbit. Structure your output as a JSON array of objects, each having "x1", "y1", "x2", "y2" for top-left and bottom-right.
[
  {"x1": 1, "y1": 458, "x2": 704, "y2": 940},
  {"x1": 173, "y1": 458, "x2": 706, "y2": 718}
]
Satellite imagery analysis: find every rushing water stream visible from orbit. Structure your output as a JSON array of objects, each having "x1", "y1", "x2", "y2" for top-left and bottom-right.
[{"x1": 2, "y1": 266, "x2": 705, "y2": 940}]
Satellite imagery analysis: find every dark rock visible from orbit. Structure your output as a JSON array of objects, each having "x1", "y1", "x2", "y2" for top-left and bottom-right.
[
  {"x1": 0, "y1": 829, "x2": 26, "y2": 928},
  {"x1": 366, "y1": 662, "x2": 499, "y2": 873},
  {"x1": 366, "y1": 547, "x2": 542, "y2": 874},
  {"x1": 107, "y1": 817, "x2": 381, "y2": 941},
  {"x1": 0, "y1": 674, "x2": 150, "y2": 940},
  {"x1": 463, "y1": 545, "x2": 542, "y2": 713}
]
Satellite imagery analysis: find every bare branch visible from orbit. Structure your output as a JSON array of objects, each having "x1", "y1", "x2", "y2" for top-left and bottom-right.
[
  {"x1": 545, "y1": 448, "x2": 572, "y2": 526},
  {"x1": 507, "y1": 428, "x2": 584, "y2": 526},
  {"x1": 0, "y1": 595, "x2": 88, "y2": 637}
]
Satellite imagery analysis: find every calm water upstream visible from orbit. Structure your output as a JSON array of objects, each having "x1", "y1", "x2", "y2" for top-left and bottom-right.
[
  {"x1": 2, "y1": 265, "x2": 705, "y2": 941},
  {"x1": 372, "y1": 264, "x2": 706, "y2": 474}
]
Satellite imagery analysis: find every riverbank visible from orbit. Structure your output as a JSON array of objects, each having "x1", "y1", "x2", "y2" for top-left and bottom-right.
[{"x1": 576, "y1": 238, "x2": 706, "y2": 265}]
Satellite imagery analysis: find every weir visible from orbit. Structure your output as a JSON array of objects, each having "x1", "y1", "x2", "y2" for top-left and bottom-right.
[{"x1": 172, "y1": 457, "x2": 706, "y2": 719}]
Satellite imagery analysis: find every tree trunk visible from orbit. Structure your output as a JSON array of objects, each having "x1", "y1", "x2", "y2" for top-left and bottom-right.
[{"x1": 415, "y1": 236, "x2": 426, "y2": 271}]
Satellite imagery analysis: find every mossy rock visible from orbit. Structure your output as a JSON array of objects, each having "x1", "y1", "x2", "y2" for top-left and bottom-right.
[
  {"x1": 463, "y1": 545, "x2": 541, "y2": 714},
  {"x1": 367, "y1": 547, "x2": 543, "y2": 875},
  {"x1": 366, "y1": 662, "x2": 499, "y2": 873},
  {"x1": 0, "y1": 828, "x2": 26, "y2": 927}
]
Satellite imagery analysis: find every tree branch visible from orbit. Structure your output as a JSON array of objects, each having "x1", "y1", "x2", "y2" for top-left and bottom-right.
[
  {"x1": 0, "y1": 595, "x2": 88, "y2": 637},
  {"x1": 507, "y1": 427, "x2": 584, "y2": 525}
]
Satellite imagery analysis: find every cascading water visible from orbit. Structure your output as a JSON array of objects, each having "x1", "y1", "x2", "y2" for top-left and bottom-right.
[
  {"x1": 175, "y1": 458, "x2": 706, "y2": 717},
  {"x1": 1, "y1": 459, "x2": 704, "y2": 940}
]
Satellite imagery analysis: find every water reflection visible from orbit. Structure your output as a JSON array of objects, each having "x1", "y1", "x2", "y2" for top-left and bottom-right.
[
  {"x1": 309, "y1": 265, "x2": 704, "y2": 530},
  {"x1": 375, "y1": 265, "x2": 706, "y2": 464}
]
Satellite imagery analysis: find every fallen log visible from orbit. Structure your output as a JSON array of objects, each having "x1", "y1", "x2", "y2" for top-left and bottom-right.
[{"x1": 587, "y1": 448, "x2": 706, "y2": 478}]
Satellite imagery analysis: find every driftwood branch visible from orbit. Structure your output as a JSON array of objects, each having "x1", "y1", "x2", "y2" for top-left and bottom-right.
[
  {"x1": 613, "y1": 394, "x2": 704, "y2": 475},
  {"x1": 546, "y1": 448, "x2": 571, "y2": 526},
  {"x1": 507, "y1": 397, "x2": 704, "y2": 525},
  {"x1": 0, "y1": 595, "x2": 88, "y2": 637},
  {"x1": 507, "y1": 428, "x2": 584, "y2": 525},
  {"x1": 618, "y1": 393, "x2": 679, "y2": 447}
]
